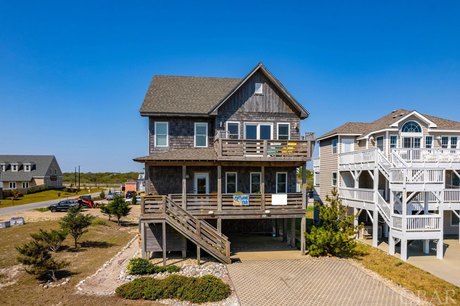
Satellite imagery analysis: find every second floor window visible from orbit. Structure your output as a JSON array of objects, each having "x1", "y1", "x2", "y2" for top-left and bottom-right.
[
  {"x1": 332, "y1": 172, "x2": 337, "y2": 187},
  {"x1": 376, "y1": 136, "x2": 384, "y2": 151},
  {"x1": 250, "y1": 172, "x2": 261, "y2": 193},
  {"x1": 255, "y1": 82, "x2": 263, "y2": 95},
  {"x1": 451, "y1": 137, "x2": 458, "y2": 149},
  {"x1": 442, "y1": 136, "x2": 449, "y2": 149},
  {"x1": 154, "y1": 122, "x2": 169, "y2": 147},
  {"x1": 277, "y1": 123, "x2": 290, "y2": 140},
  {"x1": 332, "y1": 139, "x2": 338, "y2": 154},
  {"x1": 276, "y1": 172, "x2": 287, "y2": 193},
  {"x1": 390, "y1": 135, "x2": 398, "y2": 149},
  {"x1": 225, "y1": 172, "x2": 237, "y2": 193},
  {"x1": 226, "y1": 122, "x2": 240, "y2": 139},
  {"x1": 425, "y1": 136, "x2": 433, "y2": 149},
  {"x1": 195, "y1": 122, "x2": 208, "y2": 147}
]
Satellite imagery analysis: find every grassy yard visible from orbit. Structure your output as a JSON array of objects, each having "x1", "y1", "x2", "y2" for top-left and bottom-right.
[
  {"x1": 0, "y1": 188, "x2": 103, "y2": 208},
  {"x1": 0, "y1": 218, "x2": 145, "y2": 305},
  {"x1": 354, "y1": 243, "x2": 460, "y2": 305}
]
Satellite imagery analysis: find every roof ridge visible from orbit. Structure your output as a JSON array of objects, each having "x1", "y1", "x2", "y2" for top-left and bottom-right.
[{"x1": 152, "y1": 75, "x2": 241, "y2": 80}]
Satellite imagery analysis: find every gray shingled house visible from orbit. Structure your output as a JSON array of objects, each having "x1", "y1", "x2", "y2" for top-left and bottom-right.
[
  {"x1": 134, "y1": 63, "x2": 314, "y2": 263},
  {"x1": 0, "y1": 155, "x2": 63, "y2": 192}
]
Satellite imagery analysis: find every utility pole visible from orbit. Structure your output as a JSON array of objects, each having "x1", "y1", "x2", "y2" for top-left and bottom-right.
[
  {"x1": 74, "y1": 167, "x2": 77, "y2": 188},
  {"x1": 78, "y1": 166, "x2": 81, "y2": 190}
]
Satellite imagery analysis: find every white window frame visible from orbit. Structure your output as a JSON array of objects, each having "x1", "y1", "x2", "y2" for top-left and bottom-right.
[
  {"x1": 451, "y1": 136, "x2": 458, "y2": 149},
  {"x1": 451, "y1": 211, "x2": 459, "y2": 227},
  {"x1": 390, "y1": 135, "x2": 398, "y2": 149},
  {"x1": 441, "y1": 136, "x2": 449, "y2": 149},
  {"x1": 340, "y1": 138, "x2": 355, "y2": 153},
  {"x1": 225, "y1": 121, "x2": 240, "y2": 139},
  {"x1": 250, "y1": 172, "x2": 261, "y2": 194},
  {"x1": 24, "y1": 164, "x2": 31, "y2": 172},
  {"x1": 376, "y1": 136, "x2": 384, "y2": 152},
  {"x1": 0, "y1": 163, "x2": 6, "y2": 172},
  {"x1": 276, "y1": 172, "x2": 288, "y2": 193},
  {"x1": 11, "y1": 163, "x2": 18, "y2": 172},
  {"x1": 332, "y1": 139, "x2": 338, "y2": 154},
  {"x1": 22, "y1": 182, "x2": 29, "y2": 189},
  {"x1": 425, "y1": 136, "x2": 433, "y2": 149},
  {"x1": 9, "y1": 182, "x2": 16, "y2": 189},
  {"x1": 154, "y1": 122, "x2": 169, "y2": 148},
  {"x1": 243, "y1": 122, "x2": 273, "y2": 140},
  {"x1": 255, "y1": 82, "x2": 264, "y2": 95},
  {"x1": 194, "y1": 122, "x2": 208, "y2": 147},
  {"x1": 225, "y1": 172, "x2": 237, "y2": 194},
  {"x1": 332, "y1": 172, "x2": 338, "y2": 187},
  {"x1": 276, "y1": 123, "x2": 290, "y2": 140}
]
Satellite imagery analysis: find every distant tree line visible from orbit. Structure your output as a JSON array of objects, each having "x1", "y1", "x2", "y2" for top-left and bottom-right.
[{"x1": 63, "y1": 172, "x2": 141, "y2": 185}]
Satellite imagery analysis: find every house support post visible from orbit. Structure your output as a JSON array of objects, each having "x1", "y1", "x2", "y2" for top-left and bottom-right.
[
  {"x1": 290, "y1": 218, "x2": 296, "y2": 247},
  {"x1": 401, "y1": 191, "x2": 408, "y2": 261},
  {"x1": 437, "y1": 208, "x2": 444, "y2": 260},
  {"x1": 354, "y1": 208, "x2": 359, "y2": 238},
  {"x1": 389, "y1": 232, "x2": 395, "y2": 255},
  {"x1": 423, "y1": 193, "x2": 430, "y2": 254},
  {"x1": 301, "y1": 163, "x2": 307, "y2": 255},
  {"x1": 261, "y1": 166, "x2": 265, "y2": 211},
  {"x1": 182, "y1": 165, "x2": 187, "y2": 209},
  {"x1": 283, "y1": 218, "x2": 288, "y2": 242},
  {"x1": 140, "y1": 222, "x2": 146, "y2": 259},
  {"x1": 197, "y1": 246, "x2": 201, "y2": 265},
  {"x1": 162, "y1": 221, "x2": 167, "y2": 266},
  {"x1": 217, "y1": 165, "x2": 222, "y2": 234},
  {"x1": 401, "y1": 238, "x2": 408, "y2": 261},
  {"x1": 373, "y1": 167, "x2": 379, "y2": 247}
]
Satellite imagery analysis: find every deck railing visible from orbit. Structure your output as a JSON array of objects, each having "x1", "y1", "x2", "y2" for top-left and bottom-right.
[
  {"x1": 143, "y1": 192, "x2": 305, "y2": 215},
  {"x1": 390, "y1": 168, "x2": 445, "y2": 186},
  {"x1": 215, "y1": 136, "x2": 311, "y2": 160},
  {"x1": 339, "y1": 187, "x2": 374, "y2": 203},
  {"x1": 393, "y1": 148, "x2": 460, "y2": 164},
  {"x1": 339, "y1": 149, "x2": 378, "y2": 166},
  {"x1": 406, "y1": 215, "x2": 441, "y2": 231}
]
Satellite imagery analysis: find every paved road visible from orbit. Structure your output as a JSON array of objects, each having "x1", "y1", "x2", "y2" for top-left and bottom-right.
[
  {"x1": 0, "y1": 191, "x2": 103, "y2": 216},
  {"x1": 227, "y1": 258, "x2": 420, "y2": 306}
]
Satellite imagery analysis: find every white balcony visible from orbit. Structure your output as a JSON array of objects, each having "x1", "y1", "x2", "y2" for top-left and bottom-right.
[{"x1": 393, "y1": 148, "x2": 460, "y2": 168}]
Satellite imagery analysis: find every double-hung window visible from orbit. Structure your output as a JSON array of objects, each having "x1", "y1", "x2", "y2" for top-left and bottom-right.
[
  {"x1": 425, "y1": 136, "x2": 433, "y2": 149},
  {"x1": 390, "y1": 135, "x2": 398, "y2": 149},
  {"x1": 277, "y1": 123, "x2": 290, "y2": 140},
  {"x1": 332, "y1": 139, "x2": 338, "y2": 154},
  {"x1": 376, "y1": 136, "x2": 384, "y2": 151},
  {"x1": 22, "y1": 182, "x2": 29, "y2": 189},
  {"x1": 194, "y1": 123, "x2": 208, "y2": 147},
  {"x1": 9, "y1": 182, "x2": 16, "y2": 189},
  {"x1": 226, "y1": 122, "x2": 240, "y2": 139},
  {"x1": 332, "y1": 172, "x2": 338, "y2": 187},
  {"x1": 225, "y1": 172, "x2": 237, "y2": 193},
  {"x1": 451, "y1": 137, "x2": 458, "y2": 149},
  {"x1": 250, "y1": 172, "x2": 261, "y2": 193},
  {"x1": 442, "y1": 136, "x2": 449, "y2": 149},
  {"x1": 276, "y1": 172, "x2": 287, "y2": 193},
  {"x1": 154, "y1": 122, "x2": 169, "y2": 147}
]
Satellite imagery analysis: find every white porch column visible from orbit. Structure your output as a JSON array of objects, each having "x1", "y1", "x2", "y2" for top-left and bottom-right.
[
  {"x1": 353, "y1": 207, "x2": 359, "y2": 238},
  {"x1": 423, "y1": 192, "x2": 430, "y2": 254},
  {"x1": 401, "y1": 238, "x2": 408, "y2": 261},
  {"x1": 423, "y1": 240, "x2": 430, "y2": 254},
  {"x1": 389, "y1": 232, "x2": 395, "y2": 255},
  {"x1": 373, "y1": 167, "x2": 379, "y2": 247},
  {"x1": 182, "y1": 165, "x2": 187, "y2": 209}
]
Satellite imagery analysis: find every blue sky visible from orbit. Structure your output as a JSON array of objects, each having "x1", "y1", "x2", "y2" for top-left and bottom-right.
[{"x1": 1, "y1": 1, "x2": 459, "y2": 172}]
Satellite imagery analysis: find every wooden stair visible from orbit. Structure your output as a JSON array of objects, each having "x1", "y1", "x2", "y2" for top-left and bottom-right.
[{"x1": 142, "y1": 196, "x2": 231, "y2": 264}]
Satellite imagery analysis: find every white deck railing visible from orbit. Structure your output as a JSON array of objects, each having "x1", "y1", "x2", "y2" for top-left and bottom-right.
[
  {"x1": 339, "y1": 149, "x2": 378, "y2": 166},
  {"x1": 339, "y1": 187, "x2": 374, "y2": 203},
  {"x1": 390, "y1": 168, "x2": 444, "y2": 185},
  {"x1": 444, "y1": 189, "x2": 460, "y2": 203},
  {"x1": 393, "y1": 148, "x2": 460, "y2": 164},
  {"x1": 406, "y1": 215, "x2": 441, "y2": 231}
]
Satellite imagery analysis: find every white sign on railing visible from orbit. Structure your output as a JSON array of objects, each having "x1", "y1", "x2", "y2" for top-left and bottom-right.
[{"x1": 272, "y1": 194, "x2": 288, "y2": 206}]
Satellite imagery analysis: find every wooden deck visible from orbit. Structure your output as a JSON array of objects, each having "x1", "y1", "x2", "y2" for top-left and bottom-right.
[{"x1": 141, "y1": 193, "x2": 306, "y2": 219}]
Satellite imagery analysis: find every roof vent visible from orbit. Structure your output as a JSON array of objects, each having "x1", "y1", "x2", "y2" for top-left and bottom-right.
[{"x1": 392, "y1": 110, "x2": 397, "y2": 113}]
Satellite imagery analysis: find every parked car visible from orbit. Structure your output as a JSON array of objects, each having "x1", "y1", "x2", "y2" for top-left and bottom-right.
[
  {"x1": 77, "y1": 195, "x2": 96, "y2": 208},
  {"x1": 125, "y1": 191, "x2": 136, "y2": 199},
  {"x1": 106, "y1": 191, "x2": 122, "y2": 201},
  {"x1": 48, "y1": 200, "x2": 80, "y2": 212},
  {"x1": 126, "y1": 195, "x2": 141, "y2": 204}
]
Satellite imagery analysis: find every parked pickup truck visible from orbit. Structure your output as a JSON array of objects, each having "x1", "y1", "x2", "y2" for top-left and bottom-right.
[{"x1": 77, "y1": 195, "x2": 97, "y2": 208}]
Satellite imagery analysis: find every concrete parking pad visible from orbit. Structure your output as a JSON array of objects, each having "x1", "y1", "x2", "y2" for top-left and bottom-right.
[{"x1": 227, "y1": 258, "x2": 418, "y2": 306}]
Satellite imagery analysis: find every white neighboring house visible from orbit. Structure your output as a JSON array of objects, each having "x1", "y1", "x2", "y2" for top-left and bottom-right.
[
  {"x1": 0, "y1": 155, "x2": 63, "y2": 192},
  {"x1": 315, "y1": 109, "x2": 460, "y2": 261}
]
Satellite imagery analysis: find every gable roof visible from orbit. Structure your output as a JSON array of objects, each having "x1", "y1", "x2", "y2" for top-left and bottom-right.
[
  {"x1": 139, "y1": 63, "x2": 309, "y2": 118},
  {"x1": 209, "y1": 63, "x2": 309, "y2": 118},
  {"x1": 317, "y1": 109, "x2": 460, "y2": 141},
  {"x1": 0, "y1": 155, "x2": 58, "y2": 182},
  {"x1": 140, "y1": 76, "x2": 240, "y2": 116}
]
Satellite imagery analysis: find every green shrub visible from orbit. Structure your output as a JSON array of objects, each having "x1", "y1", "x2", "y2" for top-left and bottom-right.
[
  {"x1": 127, "y1": 258, "x2": 180, "y2": 275},
  {"x1": 305, "y1": 188, "x2": 360, "y2": 257},
  {"x1": 91, "y1": 218, "x2": 107, "y2": 226},
  {"x1": 116, "y1": 275, "x2": 231, "y2": 303}
]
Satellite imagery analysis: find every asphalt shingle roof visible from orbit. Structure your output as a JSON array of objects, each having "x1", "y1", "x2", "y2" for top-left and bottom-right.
[
  {"x1": 318, "y1": 109, "x2": 460, "y2": 140},
  {"x1": 0, "y1": 155, "x2": 57, "y2": 182},
  {"x1": 140, "y1": 76, "x2": 240, "y2": 115},
  {"x1": 134, "y1": 148, "x2": 217, "y2": 162}
]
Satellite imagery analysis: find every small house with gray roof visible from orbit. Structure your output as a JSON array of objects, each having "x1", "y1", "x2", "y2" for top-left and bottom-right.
[
  {"x1": 0, "y1": 155, "x2": 63, "y2": 191},
  {"x1": 134, "y1": 63, "x2": 314, "y2": 263},
  {"x1": 315, "y1": 109, "x2": 460, "y2": 261}
]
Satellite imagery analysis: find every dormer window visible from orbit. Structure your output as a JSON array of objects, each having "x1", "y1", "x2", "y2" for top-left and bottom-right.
[
  {"x1": 255, "y1": 82, "x2": 263, "y2": 95},
  {"x1": 0, "y1": 163, "x2": 5, "y2": 172},
  {"x1": 24, "y1": 163, "x2": 31, "y2": 172},
  {"x1": 11, "y1": 163, "x2": 18, "y2": 172}
]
